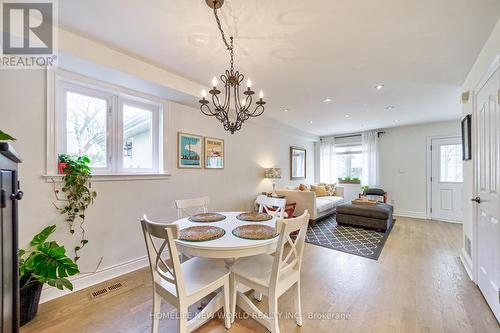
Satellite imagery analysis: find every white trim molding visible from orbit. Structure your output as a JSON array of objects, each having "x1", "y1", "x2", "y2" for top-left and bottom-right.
[
  {"x1": 40, "y1": 256, "x2": 149, "y2": 304},
  {"x1": 394, "y1": 210, "x2": 428, "y2": 220}
]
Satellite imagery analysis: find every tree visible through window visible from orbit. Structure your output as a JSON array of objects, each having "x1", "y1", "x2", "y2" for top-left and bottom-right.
[
  {"x1": 440, "y1": 144, "x2": 463, "y2": 182},
  {"x1": 66, "y1": 91, "x2": 107, "y2": 168}
]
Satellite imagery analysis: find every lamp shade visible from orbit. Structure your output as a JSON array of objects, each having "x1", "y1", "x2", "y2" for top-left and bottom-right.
[{"x1": 264, "y1": 168, "x2": 282, "y2": 179}]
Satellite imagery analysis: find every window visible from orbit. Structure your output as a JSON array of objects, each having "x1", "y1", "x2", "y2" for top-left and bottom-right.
[
  {"x1": 54, "y1": 74, "x2": 163, "y2": 175},
  {"x1": 440, "y1": 144, "x2": 463, "y2": 182},
  {"x1": 336, "y1": 145, "x2": 362, "y2": 179}
]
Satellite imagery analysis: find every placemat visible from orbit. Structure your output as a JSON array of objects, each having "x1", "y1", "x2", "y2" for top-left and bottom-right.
[
  {"x1": 236, "y1": 212, "x2": 273, "y2": 222},
  {"x1": 179, "y1": 226, "x2": 225, "y2": 242},
  {"x1": 188, "y1": 212, "x2": 226, "y2": 223},
  {"x1": 232, "y1": 224, "x2": 278, "y2": 240}
]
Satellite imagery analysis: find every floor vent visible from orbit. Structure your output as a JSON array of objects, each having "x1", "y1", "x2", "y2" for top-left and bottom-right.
[{"x1": 88, "y1": 282, "x2": 125, "y2": 300}]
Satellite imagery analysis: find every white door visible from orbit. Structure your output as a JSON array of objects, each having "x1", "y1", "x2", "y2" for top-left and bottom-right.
[
  {"x1": 431, "y1": 137, "x2": 464, "y2": 222},
  {"x1": 474, "y1": 65, "x2": 500, "y2": 323}
]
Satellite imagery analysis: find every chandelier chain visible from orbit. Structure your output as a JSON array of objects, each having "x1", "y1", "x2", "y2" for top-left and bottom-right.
[{"x1": 212, "y1": 3, "x2": 234, "y2": 71}]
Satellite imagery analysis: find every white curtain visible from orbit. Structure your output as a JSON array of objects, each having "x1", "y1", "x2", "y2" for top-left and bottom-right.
[
  {"x1": 320, "y1": 136, "x2": 337, "y2": 183},
  {"x1": 362, "y1": 131, "x2": 380, "y2": 187}
]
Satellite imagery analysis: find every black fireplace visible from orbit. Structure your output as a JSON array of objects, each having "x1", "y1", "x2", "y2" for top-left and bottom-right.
[{"x1": 1, "y1": 143, "x2": 22, "y2": 333}]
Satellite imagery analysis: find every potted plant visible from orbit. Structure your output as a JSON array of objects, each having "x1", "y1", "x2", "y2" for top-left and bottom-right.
[
  {"x1": 18, "y1": 225, "x2": 79, "y2": 325},
  {"x1": 58, "y1": 154, "x2": 70, "y2": 174}
]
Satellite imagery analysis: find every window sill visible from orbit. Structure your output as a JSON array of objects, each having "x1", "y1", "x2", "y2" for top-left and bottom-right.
[{"x1": 42, "y1": 173, "x2": 171, "y2": 183}]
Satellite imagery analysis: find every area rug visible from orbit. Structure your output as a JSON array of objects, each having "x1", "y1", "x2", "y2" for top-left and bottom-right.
[{"x1": 303, "y1": 215, "x2": 394, "y2": 260}]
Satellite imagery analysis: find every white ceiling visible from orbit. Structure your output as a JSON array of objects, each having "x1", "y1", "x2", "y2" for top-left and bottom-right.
[{"x1": 59, "y1": 0, "x2": 500, "y2": 136}]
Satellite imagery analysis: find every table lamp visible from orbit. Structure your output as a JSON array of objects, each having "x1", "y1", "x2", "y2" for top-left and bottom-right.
[{"x1": 264, "y1": 168, "x2": 282, "y2": 197}]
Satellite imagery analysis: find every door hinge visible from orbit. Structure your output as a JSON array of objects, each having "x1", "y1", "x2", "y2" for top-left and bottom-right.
[
  {"x1": 430, "y1": 177, "x2": 433, "y2": 182},
  {"x1": 430, "y1": 145, "x2": 433, "y2": 151},
  {"x1": 108, "y1": 106, "x2": 112, "y2": 115},
  {"x1": 430, "y1": 208, "x2": 432, "y2": 213}
]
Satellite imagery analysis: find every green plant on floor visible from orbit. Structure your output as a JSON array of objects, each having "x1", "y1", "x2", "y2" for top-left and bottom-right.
[
  {"x1": 361, "y1": 185, "x2": 369, "y2": 193},
  {"x1": 53, "y1": 154, "x2": 97, "y2": 261},
  {"x1": 0, "y1": 130, "x2": 16, "y2": 141},
  {"x1": 19, "y1": 225, "x2": 79, "y2": 291}
]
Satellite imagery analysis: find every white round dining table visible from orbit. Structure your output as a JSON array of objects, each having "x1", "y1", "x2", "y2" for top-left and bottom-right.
[
  {"x1": 174, "y1": 211, "x2": 279, "y2": 259},
  {"x1": 173, "y1": 211, "x2": 279, "y2": 329}
]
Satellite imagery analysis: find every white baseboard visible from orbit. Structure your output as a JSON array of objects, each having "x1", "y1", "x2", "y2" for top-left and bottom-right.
[
  {"x1": 394, "y1": 210, "x2": 428, "y2": 220},
  {"x1": 460, "y1": 249, "x2": 474, "y2": 282},
  {"x1": 40, "y1": 255, "x2": 149, "y2": 304}
]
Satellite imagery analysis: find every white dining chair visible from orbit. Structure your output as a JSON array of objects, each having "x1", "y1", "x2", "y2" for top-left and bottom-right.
[
  {"x1": 256, "y1": 195, "x2": 287, "y2": 219},
  {"x1": 141, "y1": 215, "x2": 231, "y2": 333},
  {"x1": 175, "y1": 197, "x2": 210, "y2": 219},
  {"x1": 229, "y1": 211, "x2": 310, "y2": 333}
]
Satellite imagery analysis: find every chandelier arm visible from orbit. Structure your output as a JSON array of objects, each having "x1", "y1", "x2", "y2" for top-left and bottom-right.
[
  {"x1": 200, "y1": 104, "x2": 216, "y2": 117},
  {"x1": 248, "y1": 104, "x2": 265, "y2": 118}
]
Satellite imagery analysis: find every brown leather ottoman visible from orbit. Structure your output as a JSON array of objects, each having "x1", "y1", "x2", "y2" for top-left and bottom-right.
[{"x1": 336, "y1": 202, "x2": 394, "y2": 231}]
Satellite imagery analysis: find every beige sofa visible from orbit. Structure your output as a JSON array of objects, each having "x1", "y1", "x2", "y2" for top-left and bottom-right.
[{"x1": 276, "y1": 187, "x2": 345, "y2": 225}]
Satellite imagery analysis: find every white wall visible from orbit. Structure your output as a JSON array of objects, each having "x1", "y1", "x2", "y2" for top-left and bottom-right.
[
  {"x1": 461, "y1": 17, "x2": 500, "y2": 274},
  {"x1": 0, "y1": 51, "x2": 315, "y2": 302},
  {"x1": 379, "y1": 120, "x2": 460, "y2": 218}
]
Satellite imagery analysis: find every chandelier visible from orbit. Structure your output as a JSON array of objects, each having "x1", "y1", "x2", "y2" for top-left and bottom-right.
[{"x1": 199, "y1": 0, "x2": 266, "y2": 134}]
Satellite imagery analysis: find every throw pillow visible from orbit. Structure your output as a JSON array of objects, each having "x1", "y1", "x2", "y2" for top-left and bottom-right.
[
  {"x1": 298, "y1": 184, "x2": 309, "y2": 191},
  {"x1": 311, "y1": 185, "x2": 328, "y2": 197}
]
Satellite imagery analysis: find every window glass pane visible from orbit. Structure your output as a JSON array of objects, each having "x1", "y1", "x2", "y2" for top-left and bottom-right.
[
  {"x1": 123, "y1": 104, "x2": 153, "y2": 169},
  {"x1": 335, "y1": 145, "x2": 362, "y2": 180},
  {"x1": 66, "y1": 91, "x2": 107, "y2": 168},
  {"x1": 440, "y1": 144, "x2": 463, "y2": 182}
]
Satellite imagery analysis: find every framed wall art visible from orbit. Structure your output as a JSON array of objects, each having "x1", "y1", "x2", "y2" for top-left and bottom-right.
[
  {"x1": 178, "y1": 132, "x2": 203, "y2": 168},
  {"x1": 204, "y1": 137, "x2": 224, "y2": 169}
]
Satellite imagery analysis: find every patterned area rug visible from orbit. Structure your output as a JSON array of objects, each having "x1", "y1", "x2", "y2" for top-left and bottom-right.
[{"x1": 304, "y1": 215, "x2": 394, "y2": 260}]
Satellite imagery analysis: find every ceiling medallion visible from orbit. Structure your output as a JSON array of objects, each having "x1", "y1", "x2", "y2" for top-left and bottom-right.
[{"x1": 199, "y1": 0, "x2": 266, "y2": 134}]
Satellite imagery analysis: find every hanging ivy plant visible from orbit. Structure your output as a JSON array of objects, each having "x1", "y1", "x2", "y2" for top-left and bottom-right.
[{"x1": 53, "y1": 154, "x2": 97, "y2": 261}]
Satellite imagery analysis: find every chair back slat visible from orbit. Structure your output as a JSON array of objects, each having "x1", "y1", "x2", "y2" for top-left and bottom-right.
[
  {"x1": 175, "y1": 197, "x2": 210, "y2": 218},
  {"x1": 256, "y1": 195, "x2": 286, "y2": 219},
  {"x1": 141, "y1": 215, "x2": 184, "y2": 296},
  {"x1": 270, "y1": 211, "x2": 310, "y2": 288}
]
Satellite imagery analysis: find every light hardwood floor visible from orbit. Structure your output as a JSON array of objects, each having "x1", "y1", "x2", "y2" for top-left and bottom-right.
[{"x1": 21, "y1": 217, "x2": 499, "y2": 333}]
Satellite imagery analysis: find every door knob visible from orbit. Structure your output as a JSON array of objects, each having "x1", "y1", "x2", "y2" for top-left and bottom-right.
[{"x1": 471, "y1": 197, "x2": 481, "y2": 204}]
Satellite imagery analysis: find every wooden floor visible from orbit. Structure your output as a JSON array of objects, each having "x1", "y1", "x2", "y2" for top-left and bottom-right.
[{"x1": 21, "y1": 217, "x2": 499, "y2": 333}]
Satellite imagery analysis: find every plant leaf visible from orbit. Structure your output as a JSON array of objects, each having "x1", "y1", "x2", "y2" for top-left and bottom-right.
[
  {"x1": 0, "y1": 130, "x2": 16, "y2": 141},
  {"x1": 30, "y1": 225, "x2": 56, "y2": 246}
]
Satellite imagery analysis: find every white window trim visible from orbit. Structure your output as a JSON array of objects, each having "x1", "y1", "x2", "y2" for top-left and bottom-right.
[{"x1": 46, "y1": 68, "x2": 170, "y2": 181}]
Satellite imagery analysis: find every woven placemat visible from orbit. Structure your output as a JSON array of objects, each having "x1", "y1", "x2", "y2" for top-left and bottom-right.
[
  {"x1": 232, "y1": 224, "x2": 278, "y2": 240},
  {"x1": 188, "y1": 212, "x2": 226, "y2": 223},
  {"x1": 236, "y1": 212, "x2": 273, "y2": 222},
  {"x1": 179, "y1": 226, "x2": 225, "y2": 242}
]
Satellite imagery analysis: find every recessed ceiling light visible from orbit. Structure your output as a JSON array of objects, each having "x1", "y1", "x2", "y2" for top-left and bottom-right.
[
  {"x1": 283, "y1": 109, "x2": 288, "y2": 112},
  {"x1": 323, "y1": 98, "x2": 332, "y2": 103},
  {"x1": 344, "y1": 114, "x2": 350, "y2": 118},
  {"x1": 386, "y1": 106, "x2": 394, "y2": 110},
  {"x1": 309, "y1": 121, "x2": 313, "y2": 124},
  {"x1": 375, "y1": 84, "x2": 384, "y2": 90},
  {"x1": 394, "y1": 119, "x2": 400, "y2": 123}
]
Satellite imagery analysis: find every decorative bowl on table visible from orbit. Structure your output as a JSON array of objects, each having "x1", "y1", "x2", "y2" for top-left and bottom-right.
[
  {"x1": 188, "y1": 212, "x2": 226, "y2": 223},
  {"x1": 236, "y1": 212, "x2": 273, "y2": 222},
  {"x1": 179, "y1": 226, "x2": 225, "y2": 242}
]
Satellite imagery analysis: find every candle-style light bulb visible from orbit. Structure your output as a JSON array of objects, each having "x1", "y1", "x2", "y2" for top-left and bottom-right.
[
  {"x1": 259, "y1": 90, "x2": 264, "y2": 99},
  {"x1": 242, "y1": 99, "x2": 246, "y2": 107},
  {"x1": 201, "y1": 89, "x2": 207, "y2": 98},
  {"x1": 212, "y1": 77, "x2": 218, "y2": 87},
  {"x1": 247, "y1": 78, "x2": 252, "y2": 88}
]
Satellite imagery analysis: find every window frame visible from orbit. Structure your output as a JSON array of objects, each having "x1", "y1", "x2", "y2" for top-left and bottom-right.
[
  {"x1": 335, "y1": 143, "x2": 363, "y2": 179},
  {"x1": 47, "y1": 69, "x2": 166, "y2": 179}
]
